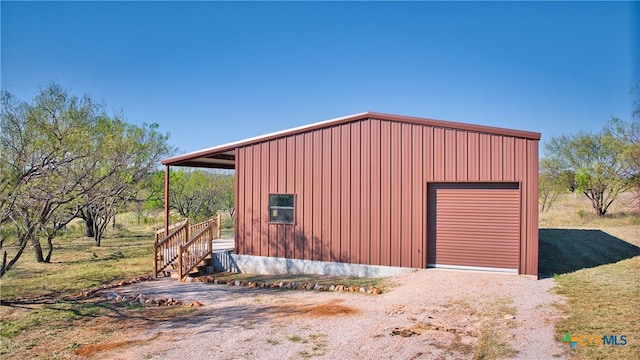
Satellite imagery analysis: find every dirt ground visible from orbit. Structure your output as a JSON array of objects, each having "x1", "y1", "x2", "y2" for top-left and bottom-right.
[{"x1": 80, "y1": 269, "x2": 569, "y2": 359}]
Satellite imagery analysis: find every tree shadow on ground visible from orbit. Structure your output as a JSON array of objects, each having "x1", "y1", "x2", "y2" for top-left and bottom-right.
[{"x1": 538, "y1": 228, "x2": 640, "y2": 278}]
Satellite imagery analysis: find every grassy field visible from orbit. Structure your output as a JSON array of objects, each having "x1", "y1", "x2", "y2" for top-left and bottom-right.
[
  {"x1": 539, "y1": 193, "x2": 640, "y2": 360},
  {"x1": 0, "y1": 219, "x2": 164, "y2": 359}
]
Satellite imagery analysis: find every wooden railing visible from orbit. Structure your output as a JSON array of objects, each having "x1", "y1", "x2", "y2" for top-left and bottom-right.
[
  {"x1": 154, "y1": 219, "x2": 189, "y2": 276},
  {"x1": 179, "y1": 220, "x2": 214, "y2": 280},
  {"x1": 154, "y1": 214, "x2": 222, "y2": 280},
  {"x1": 154, "y1": 219, "x2": 188, "y2": 243}
]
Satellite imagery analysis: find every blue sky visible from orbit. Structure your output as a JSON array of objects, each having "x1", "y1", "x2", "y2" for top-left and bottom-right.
[{"x1": 2, "y1": 1, "x2": 638, "y2": 158}]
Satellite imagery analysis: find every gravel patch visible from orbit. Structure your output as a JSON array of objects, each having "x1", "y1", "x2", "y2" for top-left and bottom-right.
[{"x1": 95, "y1": 269, "x2": 569, "y2": 359}]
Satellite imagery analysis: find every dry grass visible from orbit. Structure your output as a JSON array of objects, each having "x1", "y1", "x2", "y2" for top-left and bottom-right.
[
  {"x1": 1, "y1": 225, "x2": 154, "y2": 301},
  {"x1": 472, "y1": 298, "x2": 518, "y2": 360},
  {"x1": 0, "y1": 216, "x2": 167, "y2": 359},
  {"x1": 0, "y1": 296, "x2": 196, "y2": 359},
  {"x1": 540, "y1": 192, "x2": 639, "y2": 229},
  {"x1": 539, "y1": 192, "x2": 639, "y2": 360}
]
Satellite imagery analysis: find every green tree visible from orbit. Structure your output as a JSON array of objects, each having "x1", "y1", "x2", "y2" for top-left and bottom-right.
[
  {"x1": 1, "y1": 83, "x2": 97, "y2": 274},
  {"x1": 0, "y1": 82, "x2": 172, "y2": 275},
  {"x1": 538, "y1": 159, "x2": 573, "y2": 212},
  {"x1": 606, "y1": 119, "x2": 640, "y2": 212},
  {"x1": 76, "y1": 118, "x2": 172, "y2": 245},
  {"x1": 544, "y1": 129, "x2": 630, "y2": 217},
  {"x1": 131, "y1": 171, "x2": 166, "y2": 225},
  {"x1": 167, "y1": 169, "x2": 223, "y2": 222},
  {"x1": 216, "y1": 174, "x2": 235, "y2": 221}
]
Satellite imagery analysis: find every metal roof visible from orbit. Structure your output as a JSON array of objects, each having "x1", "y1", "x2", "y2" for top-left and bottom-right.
[{"x1": 162, "y1": 111, "x2": 541, "y2": 169}]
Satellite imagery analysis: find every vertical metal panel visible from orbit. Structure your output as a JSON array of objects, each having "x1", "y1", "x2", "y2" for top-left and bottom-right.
[
  {"x1": 423, "y1": 126, "x2": 433, "y2": 265},
  {"x1": 249, "y1": 145, "x2": 259, "y2": 256},
  {"x1": 331, "y1": 126, "x2": 342, "y2": 261},
  {"x1": 370, "y1": 120, "x2": 382, "y2": 265},
  {"x1": 423, "y1": 126, "x2": 434, "y2": 181},
  {"x1": 380, "y1": 121, "x2": 392, "y2": 265},
  {"x1": 268, "y1": 141, "x2": 278, "y2": 257},
  {"x1": 277, "y1": 139, "x2": 286, "y2": 192},
  {"x1": 330, "y1": 126, "x2": 341, "y2": 262},
  {"x1": 401, "y1": 123, "x2": 413, "y2": 267},
  {"x1": 242, "y1": 148, "x2": 254, "y2": 253},
  {"x1": 294, "y1": 134, "x2": 305, "y2": 259},
  {"x1": 411, "y1": 125, "x2": 424, "y2": 268},
  {"x1": 390, "y1": 121, "x2": 401, "y2": 267},
  {"x1": 271, "y1": 138, "x2": 289, "y2": 257},
  {"x1": 360, "y1": 120, "x2": 371, "y2": 265},
  {"x1": 456, "y1": 131, "x2": 468, "y2": 181},
  {"x1": 243, "y1": 147, "x2": 251, "y2": 255},
  {"x1": 526, "y1": 139, "x2": 539, "y2": 275},
  {"x1": 515, "y1": 138, "x2": 526, "y2": 182},
  {"x1": 285, "y1": 136, "x2": 296, "y2": 259},
  {"x1": 351, "y1": 121, "x2": 361, "y2": 264},
  {"x1": 260, "y1": 143, "x2": 270, "y2": 257},
  {"x1": 303, "y1": 132, "x2": 313, "y2": 260},
  {"x1": 312, "y1": 130, "x2": 323, "y2": 261},
  {"x1": 515, "y1": 137, "x2": 527, "y2": 274},
  {"x1": 491, "y1": 135, "x2": 503, "y2": 181},
  {"x1": 321, "y1": 128, "x2": 332, "y2": 262},
  {"x1": 479, "y1": 133, "x2": 491, "y2": 181},
  {"x1": 235, "y1": 150, "x2": 243, "y2": 254},
  {"x1": 467, "y1": 132, "x2": 479, "y2": 181},
  {"x1": 503, "y1": 137, "x2": 515, "y2": 181},
  {"x1": 340, "y1": 124, "x2": 351, "y2": 263},
  {"x1": 433, "y1": 127, "x2": 445, "y2": 181},
  {"x1": 444, "y1": 129, "x2": 457, "y2": 181}
]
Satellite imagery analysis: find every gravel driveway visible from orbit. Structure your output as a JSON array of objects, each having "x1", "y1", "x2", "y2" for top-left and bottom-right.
[{"x1": 98, "y1": 269, "x2": 569, "y2": 359}]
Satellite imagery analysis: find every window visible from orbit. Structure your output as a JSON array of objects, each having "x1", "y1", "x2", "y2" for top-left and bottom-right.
[{"x1": 269, "y1": 194, "x2": 295, "y2": 224}]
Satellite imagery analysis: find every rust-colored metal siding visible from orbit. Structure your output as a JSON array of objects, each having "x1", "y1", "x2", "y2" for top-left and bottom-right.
[
  {"x1": 234, "y1": 117, "x2": 539, "y2": 275},
  {"x1": 427, "y1": 183, "x2": 520, "y2": 270}
]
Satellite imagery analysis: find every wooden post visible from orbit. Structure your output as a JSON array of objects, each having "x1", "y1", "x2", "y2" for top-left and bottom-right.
[
  {"x1": 209, "y1": 224, "x2": 213, "y2": 259},
  {"x1": 153, "y1": 241, "x2": 158, "y2": 278},
  {"x1": 164, "y1": 165, "x2": 170, "y2": 237},
  {"x1": 217, "y1": 213, "x2": 222, "y2": 238},
  {"x1": 185, "y1": 218, "x2": 190, "y2": 242},
  {"x1": 178, "y1": 244, "x2": 183, "y2": 281}
]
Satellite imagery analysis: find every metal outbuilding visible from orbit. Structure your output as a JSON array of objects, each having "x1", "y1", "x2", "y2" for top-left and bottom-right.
[{"x1": 162, "y1": 112, "x2": 540, "y2": 276}]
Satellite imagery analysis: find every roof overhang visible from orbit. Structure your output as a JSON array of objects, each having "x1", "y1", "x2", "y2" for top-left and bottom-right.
[{"x1": 161, "y1": 111, "x2": 541, "y2": 169}]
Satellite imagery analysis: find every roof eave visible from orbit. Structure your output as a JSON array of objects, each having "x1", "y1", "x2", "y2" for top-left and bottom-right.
[{"x1": 161, "y1": 111, "x2": 541, "y2": 167}]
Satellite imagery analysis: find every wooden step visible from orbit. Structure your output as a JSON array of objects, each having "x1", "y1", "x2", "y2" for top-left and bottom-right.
[{"x1": 161, "y1": 255, "x2": 214, "y2": 279}]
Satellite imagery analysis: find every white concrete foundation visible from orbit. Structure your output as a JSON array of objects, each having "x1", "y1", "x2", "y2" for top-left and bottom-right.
[{"x1": 212, "y1": 251, "x2": 412, "y2": 278}]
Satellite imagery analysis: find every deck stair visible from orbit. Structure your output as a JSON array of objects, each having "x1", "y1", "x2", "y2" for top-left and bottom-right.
[{"x1": 154, "y1": 215, "x2": 222, "y2": 281}]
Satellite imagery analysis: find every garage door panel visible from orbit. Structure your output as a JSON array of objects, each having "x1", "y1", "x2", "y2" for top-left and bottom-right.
[{"x1": 428, "y1": 183, "x2": 520, "y2": 271}]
